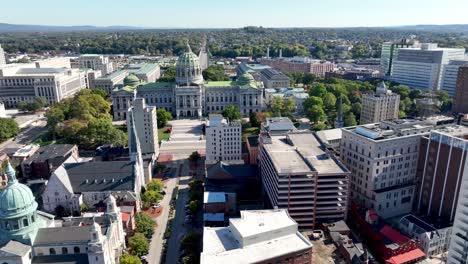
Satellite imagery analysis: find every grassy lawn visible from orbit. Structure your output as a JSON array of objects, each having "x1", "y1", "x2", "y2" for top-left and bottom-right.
[
  {"x1": 158, "y1": 126, "x2": 171, "y2": 143},
  {"x1": 242, "y1": 127, "x2": 260, "y2": 142}
]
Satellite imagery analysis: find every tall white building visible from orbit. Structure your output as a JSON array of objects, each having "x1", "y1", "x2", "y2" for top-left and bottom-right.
[
  {"x1": 341, "y1": 119, "x2": 435, "y2": 219},
  {"x1": 440, "y1": 59, "x2": 468, "y2": 97},
  {"x1": 380, "y1": 40, "x2": 417, "y2": 76},
  {"x1": 0, "y1": 66, "x2": 86, "y2": 107},
  {"x1": 127, "y1": 97, "x2": 159, "y2": 155},
  {"x1": 360, "y1": 82, "x2": 400, "y2": 125},
  {"x1": 0, "y1": 44, "x2": 7, "y2": 66},
  {"x1": 391, "y1": 43, "x2": 465, "y2": 90},
  {"x1": 205, "y1": 114, "x2": 242, "y2": 164}
]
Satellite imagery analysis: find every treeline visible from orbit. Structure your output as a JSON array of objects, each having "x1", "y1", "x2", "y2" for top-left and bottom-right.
[{"x1": 1, "y1": 27, "x2": 467, "y2": 60}]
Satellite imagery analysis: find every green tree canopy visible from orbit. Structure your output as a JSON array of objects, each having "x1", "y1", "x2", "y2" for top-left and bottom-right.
[
  {"x1": 146, "y1": 179, "x2": 163, "y2": 192},
  {"x1": 0, "y1": 118, "x2": 19, "y2": 141},
  {"x1": 129, "y1": 233, "x2": 149, "y2": 257},
  {"x1": 344, "y1": 112, "x2": 357, "y2": 126},
  {"x1": 135, "y1": 212, "x2": 156, "y2": 238},
  {"x1": 156, "y1": 108, "x2": 173, "y2": 128},
  {"x1": 222, "y1": 105, "x2": 241, "y2": 121},
  {"x1": 159, "y1": 66, "x2": 176, "y2": 82},
  {"x1": 305, "y1": 105, "x2": 326, "y2": 123},
  {"x1": 309, "y1": 83, "x2": 328, "y2": 97},
  {"x1": 141, "y1": 190, "x2": 163, "y2": 209},
  {"x1": 202, "y1": 65, "x2": 229, "y2": 81},
  {"x1": 249, "y1": 112, "x2": 260, "y2": 127},
  {"x1": 120, "y1": 254, "x2": 141, "y2": 264}
]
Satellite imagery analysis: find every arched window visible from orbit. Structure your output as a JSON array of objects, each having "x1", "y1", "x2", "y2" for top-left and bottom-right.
[
  {"x1": 62, "y1": 247, "x2": 68, "y2": 254},
  {"x1": 49, "y1": 248, "x2": 56, "y2": 255},
  {"x1": 23, "y1": 218, "x2": 28, "y2": 227},
  {"x1": 74, "y1": 247, "x2": 80, "y2": 253}
]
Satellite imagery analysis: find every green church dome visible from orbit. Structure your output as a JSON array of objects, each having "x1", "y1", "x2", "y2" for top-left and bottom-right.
[
  {"x1": 0, "y1": 163, "x2": 38, "y2": 219},
  {"x1": 123, "y1": 74, "x2": 140, "y2": 87}
]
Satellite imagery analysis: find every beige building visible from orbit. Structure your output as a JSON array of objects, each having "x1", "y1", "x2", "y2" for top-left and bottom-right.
[
  {"x1": 0, "y1": 65, "x2": 86, "y2": 107},
  {"x1": 205, "y1": 114, "x2": 242, "y2": 164},
  {"x1": 360, "y1": 82, "x2": 400, "y2": 125},
  {"x1": 127, "y1": 98, "x2": 158, "y2": 156},
  {"x1": 0, "y1": 44, "x2": 6, "y2": 66},
  {"x1": 71, "y1": 54, "x2": 114, "y2": 75},
  {"x1": 341, "y1": 118, "x2": 435, "y2": 219}
]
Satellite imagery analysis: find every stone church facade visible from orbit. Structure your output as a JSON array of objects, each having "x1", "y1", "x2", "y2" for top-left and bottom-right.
[{"x1": 112, "y1": 44, "x2": 264, "y2": 120}]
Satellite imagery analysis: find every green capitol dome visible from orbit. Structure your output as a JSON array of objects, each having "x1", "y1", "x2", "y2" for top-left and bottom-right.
[
  {"x1": 0, "y1": 162, "x2": 44, "y2": 246},
  {"x1": 176, "y1": 41, "x2": 204, "y2": 86},
  {"x1": 178, "y1": 50, "x2": 200, "y2": 67},
  {"x1": 237, "y1": 73, "x2": 257, "y2": 88},
  {"x1": 123, "y1": 74, "x2": 140, "y2": 87}
]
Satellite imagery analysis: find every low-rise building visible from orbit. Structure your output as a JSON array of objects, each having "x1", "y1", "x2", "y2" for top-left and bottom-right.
[
  {"x1": 21, "y1": 144, "x2": 79, "y2": 179},
  {"x1": 398, "y1": 214, "x2": 451, "y2": 257},
  {"x1": 260, "y1": 68, "x2": 290, "y2": 88},
  {"x1": 91, "y1": 70, "x2": 127, "y2": 94},
  {"x1": 315, "y1": 128, "x2": 342, "y2": 153},
  {"x1": 200, "y1": 209, "x2": 313, "y2": 264},
  {"x1": 71, "y1": 54, "x2": 114, "y2": 75},
  {"x1": 264, "y1": 88, "x2": 309, "y2": 114},
  {"x1": 260, "y1": 57, "x2": 335, "y2": 76}
]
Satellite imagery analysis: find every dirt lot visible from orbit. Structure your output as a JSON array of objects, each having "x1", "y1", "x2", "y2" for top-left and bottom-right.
[{"x1": 312, "y1": 239, "x2": 346, "y2": 264}]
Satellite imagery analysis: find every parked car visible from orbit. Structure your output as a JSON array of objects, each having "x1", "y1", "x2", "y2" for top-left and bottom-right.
[
  {"x1": 159, "y1": 190, "x2": 166, "y2": 195},
  {"x1": 152, "y1": 202, "x2": 161, "y2": 209}
]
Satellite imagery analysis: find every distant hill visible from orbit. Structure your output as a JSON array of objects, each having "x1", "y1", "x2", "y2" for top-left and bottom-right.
[
  {"x1": 390, "y1": 24, "x2": 468, "y2": 33},
  {"x1": 0, "y1": 23, "x2": 144, "y2": 32},
  {"x1": 0, "y1": 22, "x2": 468, "y2": 33}
]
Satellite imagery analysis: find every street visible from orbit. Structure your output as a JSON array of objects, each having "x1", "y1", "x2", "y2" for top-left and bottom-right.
[{"x1": 0, "y1": 119, "x2": 47, "y2": 151}]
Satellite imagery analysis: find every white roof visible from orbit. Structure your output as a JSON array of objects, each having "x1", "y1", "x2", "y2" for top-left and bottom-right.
[
  {"x1": 204, "y1": 192, "x2": 226, "y2": 204},
  {"x1": 201, "y1": 210, "x2": 312, "y2": 264},
  {"x1": 316, "y1": 128, "x2": 343, "y2": 142}
]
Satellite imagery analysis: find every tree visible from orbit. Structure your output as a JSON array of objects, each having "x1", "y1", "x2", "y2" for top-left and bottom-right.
[
  {"x1": 303, "y1": 96, "x2": 323, "y2": 111},
  {"x1": 188, "y1": 151, "x2": 201, "y2": 163},
  {"x1": 189, "y1": 200, "x2": 200, "y2": 215},
  {"x1": 181, "y1": 232, "x2": 201, "y2": 256},
  {"x1": 222, "y1": 105, "x2": 241, "y2": 121},
  {"x1": 249, "y1": 112, "x2": 260, "y2": 127},
  {"x1": 0, "y1": 118, "x2": 19, "y2": 141},
  {"x1": 283, "y1": 98, "x2": 296, "y2": 116},
  {"x1": 146, "y1": 179, "x2": 163, "y2": 192},
  {"x1": 80, "y1": 204, "x2": 88, "y2": 213},
  {"x1": 309, "y1": 83, "x2": 327, "y2": 97},
  {"x1": 344, "y1": 112, "x2": 357, "y2": 126},
  {"x1": 129, "y1": 233, "x2": 149, "y2": 257},
  {"x1": 271, "y1": 97, "x2": 284, "y2": 116},
  {"x1": 120, "y1": 254, "x2": 141, "y2": 264},
  {"x1": 157, "y1": 108, "x2": 173, "y2": 128},
  {"x1": 202, "y1": 65, "x2": 229, "y2": 81},
  {"x1": 141, "y1": 190, "x2": 163, "y2": 209},
  {"x1": 305, "y1": 105, "x2": 326, "y2": 123},
  {"x1": 323, "y1": 92, "x2": 337, "y2": 111},
  {"x1": 135, "y1": 212, "x2": 156, "y2": 238},
  {"x1": 313, "y1": 123, "x2": 326, "y2": 131},
  {"x1": 159, "y1": 66, "x2": 176, "y2": 82},
  {"x1": 302, "y1": 73, "x2": 316, "y2": 85}
]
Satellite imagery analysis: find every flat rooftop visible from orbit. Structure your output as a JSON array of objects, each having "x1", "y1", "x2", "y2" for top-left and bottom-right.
[
  {"x1": 316, "y1": 128, "x2": 342, "y2": 143},
  {"x1": 263, "y1": 132, "x2": 348, "y2": 175},
  {"x1": 204, "y1": 192, "x2": 226, "y2": 204},
  {"x1": 201, "y1": 209, "x2": 312, "y2": 264}
]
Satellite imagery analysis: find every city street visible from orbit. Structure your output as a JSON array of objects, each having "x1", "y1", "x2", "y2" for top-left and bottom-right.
[
  {"x1": 164, "y1": 160, "x2": 191, "y2": 264},
  {"x1": 0, "y1": 119, "x2": 47, "y2": 152}
]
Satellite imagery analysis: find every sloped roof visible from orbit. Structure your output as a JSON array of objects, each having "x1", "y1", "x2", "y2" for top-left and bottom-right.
[
  {"x1": 206, "y1": 162, "x2": 257, "y2": 180},
  {"x1": 386, "y1": 248, "x2": 425, "y2": 264},
  {"x1": 34, "y1": 226, "x2": 91, "y2": 245},
  {"x1": 380, "y1": 225, "x2": 410, "y2": 245},
  {"x1": 62, "y1": 161, "x2": 136, "y2": 193},
  {"x1": 0, "y1": 240, "x2": 30, "y2": 257}
]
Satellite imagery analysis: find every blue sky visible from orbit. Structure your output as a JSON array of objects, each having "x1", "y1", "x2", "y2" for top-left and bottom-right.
[{"x1": 2, "y1": 0, "x2": 468, "y2": 28}]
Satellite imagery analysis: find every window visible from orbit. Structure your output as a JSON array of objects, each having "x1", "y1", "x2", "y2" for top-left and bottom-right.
[
  {"x1": 62, "y1": 247, "x2": 68, "y2": 254},
  {"x1": 23, "y1": 218, "x2": 28, "y2": 227},
  {"x1": 74, "y1": 247, "x2": 80, "y2": 253},
  {"x1": 49, "y1": 248, "x2": 56, "y2": 255}
]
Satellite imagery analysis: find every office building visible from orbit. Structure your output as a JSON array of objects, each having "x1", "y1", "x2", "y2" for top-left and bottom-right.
[
  {"x1": 341, "y1": 118, "x2": 435, "y2": 219},
  {"x1": 264, "y1": 88, "x2": 309, "y2": 114},
  {"x1": 360, "y1": 82, "x2": 400, "y2": 124},
  {"x1": 205, "y1": 114, "x2": 242, "y2": 164},
  {"x1": 201, "y1": 209, "x2": 313, "y2": 264},
  {"x1": 453, "y1": 66, "x2": 468, "y2": 113},
  {"x1": 236, "y1": 63, "x2": 271, "y2": 78},
  {"x1": 0, "y1": 65, "x2": 86, "y2": 107},
  {"x1": 380, "y1": 40, "x2": 417, "y2": 76},
  {"x1": 390, "y1": 43, "x2": 465, "y2": 90},
  {"x1": 260, "y1": 68, "x2": 290, "y2": 88},
  {"x1": 260, "y1": 57, "x2": 334, "y2": 76},
  {"x1": 127, "y1": 98, "x2": 158, "y2": 156},
  {"x1": 91, "y1": 70, "x2": 127, "y2": 93},
  {"x1": 0, "y1": 44, "x2": 6, "y2": 66},
  {"x1": 448, "y1": 156, "x2": 468, "y2": 263},
  {"x1": 112, "y1": 43, "x2": 264, "y2": 120},
  {"x1": 71, "y1": 54, "x2": 114, "y2": 75},
  {"x1": 414, "y1": 127, "x2": 468, "y2": 224},
  {"x1": 260, "y1": 130, "x2": 350, "y2": 229},
  {"x1": 440, "y1": 60, "x2": 468, "y2": 97}
]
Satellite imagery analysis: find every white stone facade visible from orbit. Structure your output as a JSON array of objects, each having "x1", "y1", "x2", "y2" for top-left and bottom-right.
[
  {"x1": 205, "y1": 114, "x2": 242, "y2": 164},
  {"x1": 127, "y1": 98, "x2": 158, "y2": 155}
]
